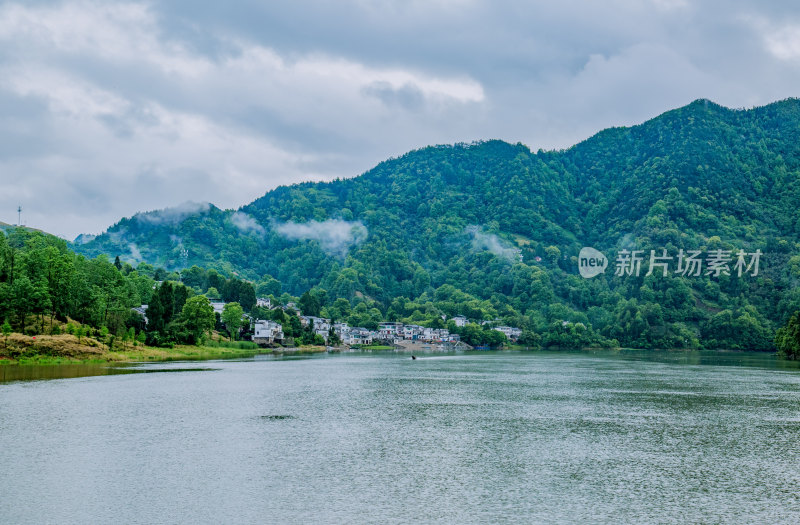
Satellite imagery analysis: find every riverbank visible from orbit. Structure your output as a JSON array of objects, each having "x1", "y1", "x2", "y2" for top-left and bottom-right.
[{"x1": 0, "y1": 333, "x2": 326, "y2": 365}]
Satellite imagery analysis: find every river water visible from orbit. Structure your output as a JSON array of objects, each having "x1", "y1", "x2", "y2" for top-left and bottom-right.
[{"x1": 2, "y1": 350, "x2": 800, "y2": 524}]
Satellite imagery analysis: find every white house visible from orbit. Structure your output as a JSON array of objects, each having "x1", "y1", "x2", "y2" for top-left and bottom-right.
[
  {"x1": 333, "y1": 322, "x2": 350, "y2": 340},
  {"x1": 253, "y1": 320, "x2": 284, "y2": 345},
  {"x1": 452, "y1": 315, "x2": 468, "y2": 327},
  {"x1": 300, "y1": 316, "x2": 331, "y2": 332},
  {"x1": 402, "y1": 324, "x2": 424, "y2": 340},
  {"x1": 493, "y1": 326, "x2": 523, "y2": 341},
  {"x1": 347, "y1": 327, "x2": 373, "y2": 345},
  {"x1": 210, "y1": 301, "x2": 225, "y2": 315},
  {"x1": 256, "y1": 297, "x2": 271, "y2": 309},
  {"x1": 133, "y1": 304, "x2": 149, "y2": 325},
  {"x1": 378, "y1": 322, "x2": 403, "y2": 337}
]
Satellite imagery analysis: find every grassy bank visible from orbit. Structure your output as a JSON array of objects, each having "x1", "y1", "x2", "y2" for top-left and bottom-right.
[{"x1": 0, "y1": 332, "x2": 325, "y2": 365}]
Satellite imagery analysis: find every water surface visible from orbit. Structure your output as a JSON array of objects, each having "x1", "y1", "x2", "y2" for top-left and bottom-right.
[{"x1": 2, "y1": 351, "x2": 800, "y2": 523}]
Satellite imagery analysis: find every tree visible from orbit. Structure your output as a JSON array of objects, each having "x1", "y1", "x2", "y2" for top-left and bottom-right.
[
  {"x1": 221, "y1": 302, "x2": 245, "y2": 341},
  {"x1": 11, "y1": 276, "x2": 34, "y2": 332},
  {"x1": 181, "y1": 265, "x2": 207, "y2": 290},
  {"x1": 257, "y1": 276, "x2": 281, "y2": 297},
  {"x1": 206, "y1": 269, "x2": 225, "y2": 292},
  {"x1": 99, "y1": 326, "x2": 110, "y2": 349},
  {"x1": 328, "y1": 326, "x2": 341, "y2": 346},
  {"x1": 76, "y1": 325, "x2": 86, "y2": 343},
  {"x1": 146, "y1": 282, "x2": 168, "y2": 334},
  {"x1": 299, "y1": 290, "x2": 321, "y2": 316},
  {"x1": 776, "y1": 311, "x2": 800, "y2": 360},
  {"x1": 2, "y1": 319, "x2": 11, "y2": 349},
  {"x1": 180, "y1": 296, "x2": 216, "y2": 344},
  {"x1": 284, "y1": 312, "x2": 302, "y2": 338},
  {"x1": 544, "y1": 245, "x2": 561, "y2": 267},
  {"x1": 237, "y1": 281, "x2": 256, "y2": 312},
  {"x1": 517, "y1": 330, "x2": 541, "y2": 348},
  {"x1": 172, "y1": 284, "x2": 189, "y2": 317}
]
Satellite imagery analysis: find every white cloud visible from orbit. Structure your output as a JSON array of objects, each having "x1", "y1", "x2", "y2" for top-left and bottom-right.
[
  {"x1": 466, "y1": 225, "x2": 520, "y2": 262},
  {"x1": 128, "y1": 242, "x2": 142, "y2": 261},
  {"x1": 763, "y1": 24, "x2": 800, "y2": 60},
  {"x1": 5, "y1": 67, "x2": 130, "y2": 118},
  {"x1": 273, "y1": 219, "x2": 368, "y2": 256},
  {"x1": 0, "y1": 1, "x2": 209, "y2": 76},
  {"x1": 0, "y1": 0, "x2": 797, "y2": 239},
  {"x1": 135, "y1": 201, "x2": 211, "y2": 226},
  {"x1": 650, "y1": 0, "x2": 689, "y2": 10},
  {"x1": 230, "y1": 211, "x2": 265, "y2": 235},
  {"x1": 0, "y1": 0, "x2": 486, "y2": 238}
]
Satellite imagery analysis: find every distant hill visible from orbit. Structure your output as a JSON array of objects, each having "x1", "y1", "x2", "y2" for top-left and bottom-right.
[
  {"x1": 0, "y1": 221, "x2": 49, "y2": 236},
  {"x1": 72, "y1": 98, "x2": 800, "y2": 350}
]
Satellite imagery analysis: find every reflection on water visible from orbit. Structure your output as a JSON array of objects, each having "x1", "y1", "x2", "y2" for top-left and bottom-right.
[
  {"x1": 0, "y1": 363, "x2": 219, "y2": 383},
  {"x1": 2, "y1": 350, "x2": 800, "y2": 524}
]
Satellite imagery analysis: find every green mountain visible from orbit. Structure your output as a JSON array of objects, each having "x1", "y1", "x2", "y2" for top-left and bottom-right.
[{"x1": 73, "y1": 98, "x2": 800, "y2": 350}]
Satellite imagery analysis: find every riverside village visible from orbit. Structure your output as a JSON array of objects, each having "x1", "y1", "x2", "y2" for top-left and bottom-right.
[{"x1": 137, "y1": 296, "x2": 523, "y2": 351}]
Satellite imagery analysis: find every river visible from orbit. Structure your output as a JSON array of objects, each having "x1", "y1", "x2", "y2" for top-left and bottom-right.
[{"x1": 2, "y1": 350, "x2": 800, "y2": 524}]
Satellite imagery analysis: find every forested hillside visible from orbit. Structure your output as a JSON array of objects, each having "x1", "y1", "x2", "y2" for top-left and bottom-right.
[{"x1": 73, "y1": 98, "x2": 800, "y2": 350}]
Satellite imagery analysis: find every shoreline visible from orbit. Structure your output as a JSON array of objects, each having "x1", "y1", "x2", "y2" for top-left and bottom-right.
[
  {"x1": 0, "y1": 333, "x2": 328, "y2": 366},
  {"x1": 0, "y1": 332, "x2": 780, "y2": 367}
]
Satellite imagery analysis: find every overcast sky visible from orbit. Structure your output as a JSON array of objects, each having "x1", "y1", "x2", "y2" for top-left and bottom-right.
[{"x1": 1, "y1": 0, "x2": 799, "y2": 239}]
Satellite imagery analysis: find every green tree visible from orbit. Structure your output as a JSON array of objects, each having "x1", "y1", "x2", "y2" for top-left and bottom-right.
[
  {"x1": 221, "y1": 302, "x2": 245, "y2": 341},
  {"x1": 99, "y1": 326, "x2": 110, "y2": 349},
  {"x1": 126, "y1": 326, "x2": 136, "y2": 349},
  {"x1": 2, "y1": 319, "x2": 11, "y2": 349},
  {"x1": 257, "y1": 276, "x2": 281, "y2": 297},
  {"x1": 328, "y1": 326, "x2": 341, "y2": 346},
  {"x1": 776, "y1": 311, "x2": 800, "y2": 360},
  {"x1": 298, "y1": 290, "x2": 321, "y2": 316},
  {"x1": 180, "y1": 296, "x2": 216, "y2": 344},
  {"x1": 11, "y1": 276, "x2": 34, "y2": 332},
  {"x1": 181, "y1": 265, "x2": 208, "y2": 290},
  {"x1": 76, "y1": 325, "x2": 86, "y2": 343}
]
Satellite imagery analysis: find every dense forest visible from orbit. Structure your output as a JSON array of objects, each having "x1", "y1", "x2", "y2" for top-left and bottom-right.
[
  {"x1": 0, "y1": 228, "x2": 268, "y2": 348},
  {"x1": 54, "y1": 99, "x2": 800, "y2": 351}
]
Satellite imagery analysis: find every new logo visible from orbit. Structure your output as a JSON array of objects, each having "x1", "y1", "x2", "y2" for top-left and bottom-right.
[{"x1": 578, "y1": 247, "x2": 608, "y2": 278}]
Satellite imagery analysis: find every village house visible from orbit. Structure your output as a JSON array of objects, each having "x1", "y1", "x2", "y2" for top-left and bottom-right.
[
  {"x1": 253, "y1": 319, "x2": 284, "y2": 345},
  {"x1": 494, "y1": 326, "x2": 523, "y2": 341},
  {"x1": 378, "y1": 322, "x2": 403, "y2": 338},
  {"x1": 210, "y1": 301, "x2": 225, "y2": 315},
  {"x1": 300, "y1": 316, "x2": 331, "y2": 332},
  {"x1": 256, "y1": 297, "x2": 271, "y2": 309},
  {"x1": 133, "y1": 304, "x2": 149, "y2": 325},
  {"x1": 452, "y1": 315, "x2": 468, "y2": 327},
  {"x1": 402, "y1": 324, "x2": 425, "y2": 340},
  {"x1": 433, "y1": 328, "x2": 451, "y2": 342},
  {"x1": 333, "y1": 322, "x2": 350, "y2": 339},
  {"x1": 346, "y1": 327, "x2": 374, "y2": 346}
]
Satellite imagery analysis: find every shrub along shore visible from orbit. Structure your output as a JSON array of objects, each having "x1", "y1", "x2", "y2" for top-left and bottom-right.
[{"x1": 0, "y1": 332, "x2": 326, "y2": 365}]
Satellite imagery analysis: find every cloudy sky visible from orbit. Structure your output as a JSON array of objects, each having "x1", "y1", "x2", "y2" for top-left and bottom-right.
[{"x1": 1, "y1": 0, "x2": 799, "y2": 239}]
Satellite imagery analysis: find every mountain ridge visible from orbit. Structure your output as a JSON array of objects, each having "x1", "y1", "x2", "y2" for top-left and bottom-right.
[{"x1": 69, "y1": 97, "x2": 800, "y2": 350}]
